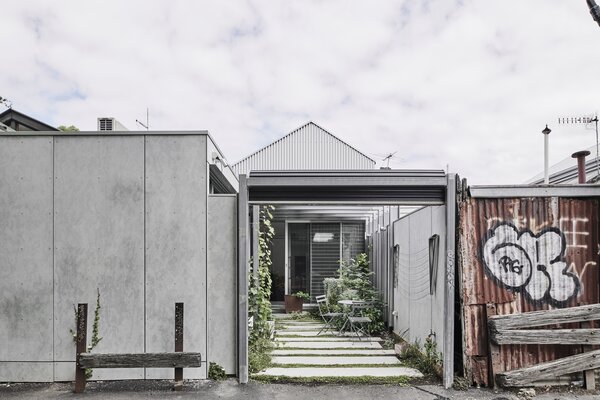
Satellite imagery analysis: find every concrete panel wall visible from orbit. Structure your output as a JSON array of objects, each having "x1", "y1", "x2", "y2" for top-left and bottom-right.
[
  {"x1": 0, "y1": 137, "x2": 54, "y2": 381},
  {"x1": 145, "y1": 135, "x2": 208, "y2": 379},
  {"x1": 0, "y1": 133, "x2": 221, "y2": 382},
  {"x1": 207, "y1": 195, "x2": 237, "y2": 374},
  {"x1": 53, "y1": 136, "x2": 145, "y2": 381}
]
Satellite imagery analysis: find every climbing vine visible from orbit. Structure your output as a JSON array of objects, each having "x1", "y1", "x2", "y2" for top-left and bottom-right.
[
  {"x1": 70, "y1": 289, "x2": 103, "y2": 379},
  {"x1": 248, "y1": 205, "x2": 275, "y2": 372},
  {"x1": 249, "y1": 205, "x2": 274, "y2": 340}
]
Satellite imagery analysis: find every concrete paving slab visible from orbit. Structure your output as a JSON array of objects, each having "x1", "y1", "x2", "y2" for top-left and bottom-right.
[
  {"x1": 271, "y1": 349, "x2": 397, "y2": 356},
  {"x1": 277, "y1": 321, "x2": 323, "y2": 325},
  {"x1": 276, "y1": 325, "x2": 326, "y2": 330},
  {"x1": 271, "y1": 356, "x2": 401, "y2": 365},
  {"x1": 277, "y1": 330, "x2": 371, "y2": 337},
  {"x1": 276, "y1": 337, "x2": 382, "y2": 342},
  {"x1": 256, "y1": 367, "x2": 423, "y2": 378},
  {"x1": 278, "y1": 341, "x2": 383, "y2": 349}
]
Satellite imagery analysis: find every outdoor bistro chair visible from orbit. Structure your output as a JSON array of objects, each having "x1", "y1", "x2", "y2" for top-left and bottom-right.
[
  {"x1": 347, "y1": 304, "x2": 372, "y2": 340},
  {"x1": 315, "y1": 295, "x2": 344, "y2": 336}
]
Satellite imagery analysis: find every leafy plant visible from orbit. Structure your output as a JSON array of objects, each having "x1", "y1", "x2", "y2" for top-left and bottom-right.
[
  {"x1": 208, "y1": 362, "x2": 227, "y2": 380},
  {"x1": 70, "y1": 289, "x2": 103, "y2": 380},
  {"x1": 293, "y1": 291, "x2": 310, "y2": 301},
  {"x1": 248, "y1": 206, "x2": 276, "y2": 373},
  {"x1": 400, "y1": 335, "x2": 443, "y2": 378},
  {"x1": 248, "y1": 205, "x2": 275, "y2": 342},
  {"x1": 249, "y1": 337, "x2": 273, "y2": 373},
  {"x1": 325, "y1": 253, "x2": 386, "y2": 334}
]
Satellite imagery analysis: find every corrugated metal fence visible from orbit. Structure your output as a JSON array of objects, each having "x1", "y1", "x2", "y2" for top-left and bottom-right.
[{"x1": 459, "y1": 197, "x2": 600, "y2": 386}]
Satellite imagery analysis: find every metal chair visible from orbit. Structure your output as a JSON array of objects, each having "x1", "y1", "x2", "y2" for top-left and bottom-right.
[
  {"x1": 315, "y1": 295, "x2": 344, "y2": 336},
  {"x1": 347, "y1": 304, "x2": 372, "y2": 340}
]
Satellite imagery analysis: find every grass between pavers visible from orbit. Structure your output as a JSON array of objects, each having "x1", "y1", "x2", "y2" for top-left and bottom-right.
[
  {"x1": 277, "y1": 347, "x2": 381, "y2": 350},
  {"x1": 271, "y1": 354, "x2": 397, "y2": 357},
  {"x1": 269, "y1": 363, "x2": 402, "y2": 368},
  {"x1": 251, "y1": 375, "x2": 412, "y2": 385}
]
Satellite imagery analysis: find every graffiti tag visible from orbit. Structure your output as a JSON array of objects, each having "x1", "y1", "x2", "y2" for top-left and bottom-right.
[{"x1": 482, "y1": 222, "x2": 580, "y2": 306}]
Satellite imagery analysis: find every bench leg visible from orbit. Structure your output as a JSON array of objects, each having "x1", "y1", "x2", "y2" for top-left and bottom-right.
[
  {"x1": 174, "y1": 302, "x2": 184, "y2": 391},
  {"x1": 74, "y1": 303, "x2": 88, "y2": 393}
]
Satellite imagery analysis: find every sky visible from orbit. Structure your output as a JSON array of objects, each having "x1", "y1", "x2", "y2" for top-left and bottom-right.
[{"x1": 2, "y1": 0, "x2": 600, "y2": 184}]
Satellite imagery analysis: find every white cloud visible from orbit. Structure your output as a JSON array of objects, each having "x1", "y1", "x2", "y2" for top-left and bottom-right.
[{"x1": 2, "y1": 0, "x2": 600, "y2": 184}]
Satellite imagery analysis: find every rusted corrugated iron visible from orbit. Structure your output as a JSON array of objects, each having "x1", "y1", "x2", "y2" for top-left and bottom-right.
[{"x1": 459, "y1": 197, "x2": 600, "y2": 386}]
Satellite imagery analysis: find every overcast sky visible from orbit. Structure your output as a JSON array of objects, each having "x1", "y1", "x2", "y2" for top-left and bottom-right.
[{"x1": 3, "y1": 1, "x2": 600, "y2": 184}]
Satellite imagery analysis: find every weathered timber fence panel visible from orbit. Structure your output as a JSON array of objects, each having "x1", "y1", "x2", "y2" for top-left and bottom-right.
[
  {"x1": 459, "y1": 197, "x2": 600, "y2": 387},
  {"x1": 488, "y1": 304, "x2": 600, "y2": 389}
]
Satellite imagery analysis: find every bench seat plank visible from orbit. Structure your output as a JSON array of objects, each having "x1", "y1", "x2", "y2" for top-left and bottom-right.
[{"x1": 79, "y1": 352, "x2": 202, "y2": 369}]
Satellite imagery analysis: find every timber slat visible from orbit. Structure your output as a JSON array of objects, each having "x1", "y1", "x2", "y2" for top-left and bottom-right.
[
  {"x1": 488, "y1": 304, "x2": 600, "y2": 331},
  {"x1": 79, "y1": 352, "x2": 202, "y2": 369},
  {"x1": 491, "y1": 329, "x2": 600, "y2": 345},
  {"x1": 497, "y1": 349, "x2": 600, "y2": 387}
]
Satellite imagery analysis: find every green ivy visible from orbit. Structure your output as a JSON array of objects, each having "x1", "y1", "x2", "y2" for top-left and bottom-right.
[
  {"x1": 70, "y1": 289, "x2": 103, "y2": 380},
  {"x1": 248, "y1": 205, "x2": 275, "y2": 372}
]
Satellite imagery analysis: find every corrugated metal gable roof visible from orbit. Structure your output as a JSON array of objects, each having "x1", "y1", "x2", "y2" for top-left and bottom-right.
[{"x1": 233, "y1": 122, "x2": 376, "y2": 176}]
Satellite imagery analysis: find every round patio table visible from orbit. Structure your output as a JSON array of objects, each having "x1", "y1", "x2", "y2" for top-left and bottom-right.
[{"x1": 337, "y1": 300, "x2": 366, "y2": 333}]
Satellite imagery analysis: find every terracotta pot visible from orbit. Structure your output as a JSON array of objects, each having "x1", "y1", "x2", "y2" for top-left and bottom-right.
[{"x1": 284, "y1": 295, "x2": 304, "y2": 313}]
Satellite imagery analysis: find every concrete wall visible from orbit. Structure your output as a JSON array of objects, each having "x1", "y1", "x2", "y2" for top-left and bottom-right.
[
  {"x1": 391, "y1": 206, "x2": 446, "y2": 350},
  {"x1": 207, "y1": 195, "x2": 237, "y2": 374},
  {"x1": 0, "y1": 133, "x2": 233, "y2": 382},
  {"x1": 0, "y1": 137, "x2": 54, "y2": 382}
]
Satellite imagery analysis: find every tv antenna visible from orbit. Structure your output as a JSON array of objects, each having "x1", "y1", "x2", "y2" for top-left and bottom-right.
[
  {"x1": 136, "y1": 108, "x2": 149, "y2": 131},
  {"x1": 382, "y1": 151, "x2": 398, "y2": 168},
  {"x1": 557, "y1": 113, "x2": 600, "y2": 179}
]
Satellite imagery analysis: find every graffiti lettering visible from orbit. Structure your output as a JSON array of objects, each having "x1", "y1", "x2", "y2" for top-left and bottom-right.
[
  {"x1": 482, "y1": 223, "x2": 580, "y2": 307},
  {"x1": 559, "y1": 217, "x2": 589, "y2": 249}
]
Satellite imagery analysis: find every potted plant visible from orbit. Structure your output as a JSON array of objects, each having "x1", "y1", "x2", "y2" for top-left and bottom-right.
[{"x1": 284, "y1": 291, "x2": 310, "y2": 313}]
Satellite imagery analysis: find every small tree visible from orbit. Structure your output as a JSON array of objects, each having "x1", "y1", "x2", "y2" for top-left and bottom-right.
[{"x1": 58, "y1": 125, "x2": 80, "y2": 132}]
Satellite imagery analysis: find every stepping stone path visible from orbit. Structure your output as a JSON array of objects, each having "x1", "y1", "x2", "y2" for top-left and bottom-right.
[{"x1": 254, "y1": 314, "x2": 424, "y2": 381}]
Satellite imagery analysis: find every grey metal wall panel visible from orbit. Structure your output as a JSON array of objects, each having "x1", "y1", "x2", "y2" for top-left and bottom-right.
[
  {"x1": 207, "y1": 195, "x2": 237, "y2": 374},
  {"x1": 0, "y1": 137, "x2": 53, "y2": 381},
  {"x1": 145, "y1": 135, "x2": 207, "y2": 379},
  {"x1": 53, "y1": 136, "x2": 145, "y2": 381},
  {"x1": 233, "y1": 123, "x2": 375, "y2": 175},
  {"x1": 408, "y1": 207, "x2": 432, "y2": 343},
  {"x1": 392, "y1": 218, "x2": 410, "y2": 338},
  {"x1": 431, "y1": 206, "x2": 446, "y2": 343}
]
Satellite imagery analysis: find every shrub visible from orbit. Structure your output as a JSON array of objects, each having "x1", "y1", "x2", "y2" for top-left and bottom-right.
[
  {"x1": 208, "y1": 362, "x2": 226, "y2": 380},
  {"x1": 249, "y1": 337, "x2": 273, "y2": 373}
]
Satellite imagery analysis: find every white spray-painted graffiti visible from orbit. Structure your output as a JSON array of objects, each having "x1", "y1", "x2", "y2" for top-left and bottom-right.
[{"x1": 482, "y1": 222, "x2": 580, "y2": 306}]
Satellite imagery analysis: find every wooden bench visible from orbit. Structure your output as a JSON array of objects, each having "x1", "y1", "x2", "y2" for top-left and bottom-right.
[{"x1": 74, "y1": 302, "x2": 202, "y2": 393}]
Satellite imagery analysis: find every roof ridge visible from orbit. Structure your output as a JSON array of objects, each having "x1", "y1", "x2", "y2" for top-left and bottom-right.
[{"x1": 233, "y1": 121, "x2": 375, "y2": 166}]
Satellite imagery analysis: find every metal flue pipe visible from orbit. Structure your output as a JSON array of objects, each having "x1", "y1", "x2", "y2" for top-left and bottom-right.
[
  {"x1": 588, "y1": 0, "x2": 600, "y2": 27},
  {"x1": 572, "y1": 150, "x2": 591, "y2": 183},
  {"x1": 542, "y1": 125, "x2": 551, "y2": 184}
]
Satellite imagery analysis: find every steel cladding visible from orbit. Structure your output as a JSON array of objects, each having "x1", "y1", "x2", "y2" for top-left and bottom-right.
[{"x1": 459, "y1": 196, "x2": 600, "y2": 386}]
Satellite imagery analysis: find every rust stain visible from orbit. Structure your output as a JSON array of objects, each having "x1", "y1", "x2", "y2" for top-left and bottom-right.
[{"x1": 460, "y1": 197, "x2": 600, "y2": 386}]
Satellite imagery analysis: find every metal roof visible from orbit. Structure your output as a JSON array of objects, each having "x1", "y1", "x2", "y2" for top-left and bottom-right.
[
  {"x1": 232, "y1": 122, "x2": 376, "y2": 176},
  {"x1": 246, "y1": 169, "x2": 448, "y2": 204},
  {"x1": 527, "y1": 143, "x2": 600, "y2": 184},
  {"x1": 469, "y1": 184, "x2": 600, "y2": 198},
  {"x1": 271, "y1": 205, "x2": 423, "y2": 222}
]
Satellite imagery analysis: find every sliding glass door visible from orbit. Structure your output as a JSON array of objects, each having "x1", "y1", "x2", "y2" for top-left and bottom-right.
[{"x1": 288, "y1": 223, "x2": 310, "y2": 295}]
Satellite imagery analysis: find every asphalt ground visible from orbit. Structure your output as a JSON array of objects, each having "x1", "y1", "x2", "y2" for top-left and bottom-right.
[{"x1": 1, "y1": 379, "x2": 599, "y2": 400}]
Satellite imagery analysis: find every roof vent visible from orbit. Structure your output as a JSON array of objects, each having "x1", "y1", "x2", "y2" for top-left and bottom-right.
[{"x1": 97, "y1": 117, "x2": 128, "y2": 131}]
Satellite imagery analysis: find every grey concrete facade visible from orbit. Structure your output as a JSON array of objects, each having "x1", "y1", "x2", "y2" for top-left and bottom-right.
[
  {"x1": 207, "y1": 195, "x2": 237, "y2": 374},
  {"x1": 0, "y1": 132, "x2": 238, "y2": 382}
]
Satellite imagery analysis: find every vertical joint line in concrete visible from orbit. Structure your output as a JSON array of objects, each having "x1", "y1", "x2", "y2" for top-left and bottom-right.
[
  {"x1": 52, "y1": 137, "x2": 55, "y2": 381},
  {"x1": 143, "y1": 135, "x2": 147, "y2": 379}
]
